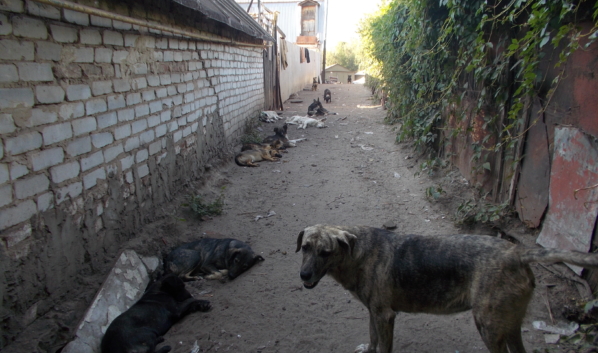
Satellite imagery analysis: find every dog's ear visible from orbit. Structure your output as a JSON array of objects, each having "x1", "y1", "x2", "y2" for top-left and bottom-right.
[
  {"x1": 295, "y1": 230, "x2": 305, "y2": 253},
  {"x1": 335, "y1": 231, "x2": 357, "y2": 255}
]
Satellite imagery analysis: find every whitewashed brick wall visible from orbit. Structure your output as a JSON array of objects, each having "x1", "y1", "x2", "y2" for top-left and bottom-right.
[{"x1": 0, "y1": 0, "x2": 265, "y2": 344}]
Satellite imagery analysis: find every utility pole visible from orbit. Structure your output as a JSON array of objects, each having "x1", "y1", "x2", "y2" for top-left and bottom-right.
[{"x1": 321, "y1": 0, "x2": 329, "y2": 83}]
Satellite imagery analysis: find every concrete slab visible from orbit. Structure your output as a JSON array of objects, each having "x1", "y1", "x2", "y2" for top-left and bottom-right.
[
  {"x1": 537, "y1": 126, "x2": 598, "y2": 274},
  {"x1": 62, "y1": 250, "x2": 160, "y2": 353}
]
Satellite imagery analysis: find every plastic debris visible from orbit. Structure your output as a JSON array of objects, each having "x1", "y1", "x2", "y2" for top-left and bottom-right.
[
  {"x1": 190, "y1": 341, "x2": 200, "y2": 353},
  {"x1": 532, "y1": 320, "x2": 579, "y2": 336},
  {"x1": 255, "y1": 210, "x2": 276, "y2": 222}
]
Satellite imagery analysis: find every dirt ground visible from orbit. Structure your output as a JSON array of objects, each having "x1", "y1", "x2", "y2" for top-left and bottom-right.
[{"x1": 10, "y1": 83, "x2": 591, "y2": 353}]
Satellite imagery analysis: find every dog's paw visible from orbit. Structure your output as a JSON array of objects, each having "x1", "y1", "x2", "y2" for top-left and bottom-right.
[
  {"x1": 191, "y1": 299, "x2": 212, "y2": 312},
  {"x1": 354, "y1": 344, "x2": 370, "y2": 353}
]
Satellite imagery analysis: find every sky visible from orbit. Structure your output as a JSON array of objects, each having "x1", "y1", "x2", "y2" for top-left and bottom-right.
[{"x1": 325, "y1": 0, "x2": 383, "y2": 49}]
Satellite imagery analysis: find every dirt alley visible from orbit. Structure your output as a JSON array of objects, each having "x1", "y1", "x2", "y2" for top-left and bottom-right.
[{"x1": 26, "y1": 83, "x2": 587, "y2": 352}]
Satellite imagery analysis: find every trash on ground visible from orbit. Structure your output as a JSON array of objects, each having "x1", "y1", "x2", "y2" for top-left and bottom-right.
[
  {"x1": 544, "y1": 334, "x2": 560, "y2": 344},
  {"x1": 255, "y1": 210, "x2": 276, "y2": 222},
  {"x1": 364, "y1": 132, "x2": 373, "y2": 134},
  {"x1": 533, "y1": 320, "x2": 579, "y2": 336},
  {"x1": 190, "y1": 341, "x2": 200, "y2": 353},
  {"x1": 394, "y1": 172, "x2": 401, "y2": 178},
  {"x1": 358, "y1": 144, "x2": 374, "y2": 151}
]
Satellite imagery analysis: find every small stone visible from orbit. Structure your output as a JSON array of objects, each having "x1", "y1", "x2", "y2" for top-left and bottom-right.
[{"x1": 383, "y1": 221, "x2": 397, "y2": 230}]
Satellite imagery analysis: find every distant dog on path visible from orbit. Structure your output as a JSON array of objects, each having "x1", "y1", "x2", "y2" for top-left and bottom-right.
[
  {"x1": 296, "y1": 224, "x2": 598, "y2": 353},
  {"x1": 324, "y1": 89, "x2": 331, "y2": 103}
]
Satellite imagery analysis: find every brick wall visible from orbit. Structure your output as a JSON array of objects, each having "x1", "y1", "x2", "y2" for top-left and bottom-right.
[{"x1": 0, "y1": 0, "x2": 265, "y2": 346}]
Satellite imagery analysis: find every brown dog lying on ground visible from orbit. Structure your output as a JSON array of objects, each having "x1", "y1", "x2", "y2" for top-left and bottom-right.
[
  {"x1": 164, "y1": 238, "x2": 265, "y2": 281},
  {"x1": 241, "y1": 140, "x2": 286, "y2": 153},
  {"x1": 296, "y1": 224, "x2": 598, "y2": 353},
  {"x1": 235, "y1": 145, "x2": 281, "y2": 167},
  {"x1": 101, "y1": 274, "x2": 211, "y2": 353}
]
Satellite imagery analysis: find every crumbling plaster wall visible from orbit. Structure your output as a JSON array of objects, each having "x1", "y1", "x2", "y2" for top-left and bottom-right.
[{"x1": 0, "y1": 0, "x2": 265, "y2": 346}]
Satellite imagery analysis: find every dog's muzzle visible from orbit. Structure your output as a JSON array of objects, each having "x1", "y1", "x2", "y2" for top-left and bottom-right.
[{"x1": 300, "y1": 270, "x2": 322, "y2": 289}]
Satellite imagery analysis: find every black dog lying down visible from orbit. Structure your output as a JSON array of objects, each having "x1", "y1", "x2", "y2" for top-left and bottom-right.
[
  {"x1": 165, "y1": 238, "x2": 265, "y2": 281},
  {"x1": 308, "y1": 98, "x2": 337, "y2": 116},
  {"x1": 101, "y1": 274, "x2": 211, "y2": 353}
]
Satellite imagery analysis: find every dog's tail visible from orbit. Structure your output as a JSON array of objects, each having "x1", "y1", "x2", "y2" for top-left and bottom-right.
[
  {"x1": 234, "y1": 155, "x2": 245, "y2": 167},
  {"x1": 520, "y1": 247, "x2": 598, "y2": 268}
]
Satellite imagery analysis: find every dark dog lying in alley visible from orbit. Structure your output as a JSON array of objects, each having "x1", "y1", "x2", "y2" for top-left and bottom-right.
[
  {"x1": 165, "y1": 238, "x2": 265, "y2": 281},
  {"x1": 262, "y1": 124, "x2": 306, "y2": 148},
  {"x1": 296, "y1": 224, "x2": 598, "y2": 353},
  {"x1": 101, "y1": 274, "x2": 211, "y2": 353},
  {"x1": 307, "y1": 98, "x2": 337, "y2": 116},
  {"x1": 324, "y1": 88, "x2": 331, "y2": 103}
]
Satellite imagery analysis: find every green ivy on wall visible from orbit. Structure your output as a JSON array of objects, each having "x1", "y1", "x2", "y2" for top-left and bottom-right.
[{"x1": 360, "y1": 0, "x2": 598, "y2": 154}]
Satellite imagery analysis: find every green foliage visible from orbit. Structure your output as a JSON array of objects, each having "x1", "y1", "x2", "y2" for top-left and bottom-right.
[
  {"x1": 425, "y1": 185, "x2": 446, "y2": 201},
  {"x1": 563, "y1": 323, "x2": 598, "y2": 350},
  {"x1": 455, "y1": 198, "x2": 510, "y2": 225},
  {"x1": 182, "y1": 188, "x2": 225, "y2": 220},
  {"x1": 326, "y1": 41, "x2": 361, "y2": 71},
  {"x1": 359, "y1": 0, "x2": 598, "y2": 152}
]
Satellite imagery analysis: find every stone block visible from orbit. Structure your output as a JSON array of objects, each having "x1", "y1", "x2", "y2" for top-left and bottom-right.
[
  {"x1": 131, "y1": 119, "x2": 147, "y2": 134},
  {"x1": 72, "y1": 117, "x2": 97, "y2": 136},
  {"x1": 0, "y1": 114, "x2": 16, "y2": 134},
  {"x1": 92, "y1": 81, "x2": 113, "y2": 96},
  {"x1": 107, "y1": 94, "x2": 126, "y2": 110},
  {"x1": 50, "y1": 161, "x2": 79, "y2": 183},
  {"x1": 80, "y1": 151, "x2": 103, "y2": 172},
  {"x1": 135, "y1": 149, "x2": 148, "y2": 163},
  {"x1": 85, "y1": 98, "x2": 107, "y2": 115},
  {"x1": 90, "y1": 15, "x2": 111, "y2": 27},
  {"x1": 0, "y1": 163, "x2": 7, "y2": 184},
  {"x1": 103, "y1": 30, "x2": 123, "y2": 46},
  {"x1": 0, "y1": 0, "x2": 24, "y2": 13},
  {"x1": 135, "y1": 104, "x2": 149, "y2": 118},
  {"x1": 0, "y1": 184, "x2": 12, "y2": 208},
  {"x1": 124, "y1": 136, "x2": 139, "y2": 152},
  {"x1": 0, "y1": 39, "x2": 31, "y2": 61},
  {"x1": 149, "y1": 140, "x2": 161, "y2": 155},
  {"x1": 143, "y1": 90, "x2": 156, "y2": 102},
  {"x1": 0, "y1": 64, "x2": 18, "y2": 83},
  {"x1": 37, "y1": 192, "x2": 53, "y2": 211},
  {"x1": 155, "y1": 124, "x2": 167, "y2": 137},
  {"x1": 66, "y1": 84, "x2": 91, "y2": 101},
  {"x1": 114, "y1": 124, "x2": 131, "y2": 140},
  {"x1": 50, "y1": 24, "x2": 77, "y2": 43},
  {"x1": 10, "y1": 163, "x2": 28, "y2": 181},
  {"x1": 17, "y1": 62, "x2": 53, "y2": 81},
  {"x1": 0, "y1": 200, "x2": 37, "y2": 231},
  {"x1": 147, "y1": 75, "x2": 160, "y2": 87},
  {"x1": 17, "y1": 108, "x2": 57, "y2": 127},
  {"x1": 103, "y1": 143, "x2": 123, "y2": 162},
  {"x1": 120, "y1": 156, "x2": 134, "y2": 171},
  {"x1": 13, "y1": 15, "x2": 47, "y2": 39},
  {"x1": 66, "y1": 136, "x2": 91, "y2": 157},
  {"x1": 80, "y1": 29, "x2": 101, "y2": 45},
  {"x1": 95, "y1": 48, "x2": 112, "y2": 63},
  {"x1": 59, "y1": 102, "x2": 85, "y2": 120},
  {"x1": 35, "y1": 85, "x2": 65, "y2": 104},
  {"x1": 73, "y1": 47, "x2": 94, "y2": 63},
  {"x1": 91, "y1": 132, "x2": 113, "y2": 148},
  {"x1": 139, "y1": 130, "x2": 154, "y2": 145},
  {"x1": 0, "y1": 13, "x2": 11, "y2": 35},
  {"x1": 112, "y1": 20, "x2": 131, "y2": 31},
  {"x1": 42, "y1": 122, "x2": 72, "y2": 145},
  {"x1": 63, "y1": 9, "x2": 89, "y2": 26},
  {"x1": 132, "y1": 77, "x2": 147, "y2": 90},
  {"x1": 30, "y1": 147, "x2": 63, "y2": 171},
  {"x1": 26, "y1": 0, "x2": 60, "y2": 19},
  {"x1": 14, "y1": 174, "x2": 49, "y2": 199},
  {"x1": 126, "y1": 92, "x2": 141, "y2": 106},
  {"x1": 112, "y1": 50, "x2": 127, "y2": 64},
  {"x1": 5, "y1": 131, "x2": 42, "y2": 155},
  {"x1": 83, "y1": 167, "x2": 106, "y2": 189},
  {"x1": 117, "y1": 108, "x2": 134, "y2": 122},
  {"x1": 112, "y1": 79, "x2": 131, "y2": 93},
  {"x1": 97, "y1": 112, "x2": 117, "y2": 129}
]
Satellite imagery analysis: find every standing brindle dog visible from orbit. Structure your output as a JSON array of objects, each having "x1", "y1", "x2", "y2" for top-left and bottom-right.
[{"x1": 296, "y1": 224, "x2": 598, "y2": 353}]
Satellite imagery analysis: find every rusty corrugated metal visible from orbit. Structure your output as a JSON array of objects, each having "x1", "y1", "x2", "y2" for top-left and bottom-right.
[
  {"x1": 515, "y1": 110, "x2": 549, "y2": 228},
  {"x1": 172, "y1": 0, "x2": 274, "y2": 41},
  {"x1": 536, "y1": 126, "x2": 598, "y2": 274}
]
